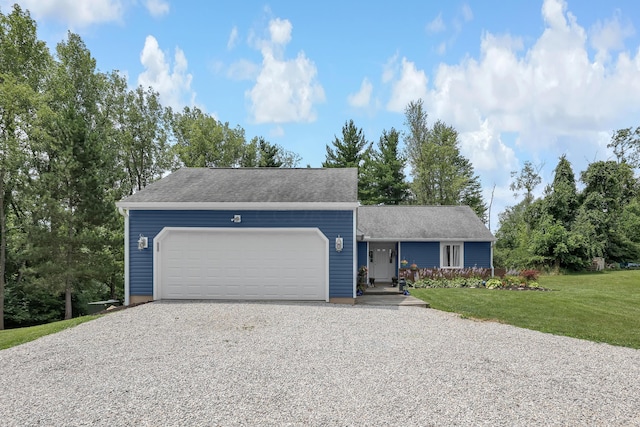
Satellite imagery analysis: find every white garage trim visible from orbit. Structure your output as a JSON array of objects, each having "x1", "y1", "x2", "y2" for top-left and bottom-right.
[{"x1": 153, "y1": 227, "x2": 329, "y2": 301}]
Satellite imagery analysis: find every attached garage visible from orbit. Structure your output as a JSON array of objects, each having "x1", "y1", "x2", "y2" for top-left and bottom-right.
[
  {"x1": 155, "y1": 227, "x2": 328, "y2": 301},
  {"x1": 116, "y1": 168, "x2": 358, "y2": 305}
]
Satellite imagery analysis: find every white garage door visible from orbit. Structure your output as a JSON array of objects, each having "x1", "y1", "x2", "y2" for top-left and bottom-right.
[{"x1": 154, "y1": 227, "x2": 328, "y2": 301}]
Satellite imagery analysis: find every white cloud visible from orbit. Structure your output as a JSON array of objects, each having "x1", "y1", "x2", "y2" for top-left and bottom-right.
[
  {"x1": 227, "y1": 26, "x2": 239, "y2": 50},
  {"x1": 426, "y1": 13, "x2": 446, "y2": 33},
  {"x1": 386, "y1": 57, "x2": 429, "y2": 113},
  {"x1": 269, "y1": 18, "x2": 292, "y2": 45},
  {"x1": 347, "y1": 78, "x2": 373, "y2": 108},
  {"x1": 589, "y1": 10, "x2": 635, "y2": 61},
  {"x1": 461, "y1": 4, "x2": 473, "y2": 22},
  {"x1": 426, "y1": 0, "x2": 640, "y2": 148},
  {"x1": 137, "y1": 35, "x2": 196, "y2": 109},
  {"x1": 4, "y1": 0, "x2": 124, "y2": 27},
  {"x1": 145, "y1": 0, "x2": 169, "y2": 17},
  {"x1": 246, "y1": 18, "x2": 325, "y2": 124},
  {"x1": 459, "y1": 120, "x2": 517, "y2": 173}
]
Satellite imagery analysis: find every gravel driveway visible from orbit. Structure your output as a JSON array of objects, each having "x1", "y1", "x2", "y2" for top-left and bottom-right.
[{"x1": 1, "y1": 301, "x2": 639, "y2": 426}]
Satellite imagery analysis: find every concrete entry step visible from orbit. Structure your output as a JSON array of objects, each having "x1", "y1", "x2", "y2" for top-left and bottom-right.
[{"x1": 356, "y1": 294, "x2": 429, "y2": 308}]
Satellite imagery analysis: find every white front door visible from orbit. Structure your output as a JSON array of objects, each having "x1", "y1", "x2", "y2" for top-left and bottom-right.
[{"x1": 369, "y1": 243, "x2": 395, "y2": 282}]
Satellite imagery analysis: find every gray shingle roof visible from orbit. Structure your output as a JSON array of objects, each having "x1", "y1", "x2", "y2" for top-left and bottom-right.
[
  {"x1": 117, "y1": 167, "x2": 358, "y2": 204},
  {"x1": 357, "y1": 205, "x2": 495, "y2": 241}
]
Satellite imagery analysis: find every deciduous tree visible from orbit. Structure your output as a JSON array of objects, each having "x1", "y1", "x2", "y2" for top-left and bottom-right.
[
  {"x1": 0, "y1": 5, "x2": 50, "y2": 329},
  {"x1": 403, "y1": 99, "x2": 486, "y2": 221}
]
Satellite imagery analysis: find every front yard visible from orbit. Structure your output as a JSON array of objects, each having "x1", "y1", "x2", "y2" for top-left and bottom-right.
[{"x1": 411, "y1": 270, "x2": 640, "y2": 349}]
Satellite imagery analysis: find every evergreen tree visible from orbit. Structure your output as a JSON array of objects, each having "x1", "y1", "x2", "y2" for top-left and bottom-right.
[
  {"x1": 323, "y1": 119, "x2": 371, "y2": 201},
  {"x1": 360, "y1": 128, "x2": 409, "y2": 205},
  {"x1": 545, "y1": 155, "x2": 578, "y2": 227}
]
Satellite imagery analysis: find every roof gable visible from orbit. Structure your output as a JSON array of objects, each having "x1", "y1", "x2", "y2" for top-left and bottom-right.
[
  {"x1": 357, "y1": 205, "x2": 495, "y2": 241},
  {"x1": 117, "y1": 167, "x2": 358, "y2": 207}
]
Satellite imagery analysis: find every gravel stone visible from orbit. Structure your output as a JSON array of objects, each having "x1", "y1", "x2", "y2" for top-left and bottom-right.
[{"x1": 1, "y1": 301, "x2": 639, "y2": 426}]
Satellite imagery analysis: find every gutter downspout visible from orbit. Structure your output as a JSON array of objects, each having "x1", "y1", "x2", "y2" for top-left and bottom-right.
[{"x1": 118, "y1": 207, "x2": 130, "y2": 306}]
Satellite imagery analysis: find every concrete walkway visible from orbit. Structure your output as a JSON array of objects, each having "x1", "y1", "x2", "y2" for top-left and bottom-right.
[
  {"x1": 356, "y1": 293, "x2": 429, "y2": 307},
  {"x1": 357, "y1": 282, "x2": 429, "y2": 307}
]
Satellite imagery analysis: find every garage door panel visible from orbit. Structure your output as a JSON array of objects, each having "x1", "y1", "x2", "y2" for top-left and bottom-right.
[{"x1": 157, "y1": 228, "x2": 327, "y2": 300}]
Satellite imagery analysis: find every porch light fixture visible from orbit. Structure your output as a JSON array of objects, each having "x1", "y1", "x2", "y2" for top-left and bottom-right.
[
  {"x1": 335, "y1": 235, "x2": 344, "y2": 252},
  {"x1": 231, "y1": 215, "x2": 241, "y2": 223},
  {"x1": 137, "y1": 234, "x2": 148, "y2": 250}
]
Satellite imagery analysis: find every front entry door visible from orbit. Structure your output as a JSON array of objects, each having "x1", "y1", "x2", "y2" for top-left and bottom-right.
[{"x1": 370, "y1": 243, "x2": 395, "y2": 282}]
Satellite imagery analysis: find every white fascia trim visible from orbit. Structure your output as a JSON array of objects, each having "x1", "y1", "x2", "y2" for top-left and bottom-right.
[
  {"x1": 116, "y1": 201, "x2": 359, "y2": 211},
  {"x1": 118, "y1": 208, "x2": 130, "y2": 306},
  {"x1": 352, "y1": 211, "x2": 357, "y2": 298}
]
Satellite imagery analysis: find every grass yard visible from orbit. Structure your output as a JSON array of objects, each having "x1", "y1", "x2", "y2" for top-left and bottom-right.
[
  {"x1": 410, "y1": 270, "x2": 640, "y2": 349},
  {"x1": 0, "y1": 315, "x2": 100, "y2": 350}
]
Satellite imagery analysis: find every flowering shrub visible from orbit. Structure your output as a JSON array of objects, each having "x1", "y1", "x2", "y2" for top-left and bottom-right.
[
  {"x1": 520, "y1": 269, "x2": 539, "y2": 281},
  {"x1": 406, "y1": 267, "x2": 547, "y2": 290},
  {"x1": 409, "y1": 267, "x2": 492, "y2": 288}
]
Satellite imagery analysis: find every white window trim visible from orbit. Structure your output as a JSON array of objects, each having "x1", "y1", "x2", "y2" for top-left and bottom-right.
[{"x1": 440, "y1": 242, "x2": 464, "y2": 269}]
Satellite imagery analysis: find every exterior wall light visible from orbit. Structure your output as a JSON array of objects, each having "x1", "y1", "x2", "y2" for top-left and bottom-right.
[
  {"x1": 137, "y1": 234, "x2": 148, "y2": 250},
  {"x1": 335, "y1": 235, "x2": 343, "y2": 252}
]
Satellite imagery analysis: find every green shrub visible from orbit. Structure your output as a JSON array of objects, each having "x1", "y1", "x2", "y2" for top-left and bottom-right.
[{"x1": 485, "y1": 278, "x2": 503, "y2": 289}]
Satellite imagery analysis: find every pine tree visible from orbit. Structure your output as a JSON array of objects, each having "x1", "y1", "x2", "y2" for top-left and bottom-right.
[
  {"x1": 323, "y1": 119, "x2": 371, "y2": 201},
  {"x1": 360, "y1": 128, "x2": 409, "y2": 205}
]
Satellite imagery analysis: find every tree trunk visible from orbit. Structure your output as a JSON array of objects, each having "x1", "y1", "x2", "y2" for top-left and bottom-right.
[
  {"x1": 0, "y1": 172, "x2": 6, "y2": 330},
  {"x1": 65, "y1": 286, "x2": 72, "y2": 320}
]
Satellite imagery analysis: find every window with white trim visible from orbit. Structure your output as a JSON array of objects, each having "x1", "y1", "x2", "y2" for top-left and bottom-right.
[{"x1": 441, "y1": 242, "x2": 463, "y2": 268}]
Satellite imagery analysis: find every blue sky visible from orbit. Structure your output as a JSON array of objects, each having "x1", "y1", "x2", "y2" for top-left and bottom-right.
[{"x1": 3, "y1": 0, "x2": 640, "y2": 230}]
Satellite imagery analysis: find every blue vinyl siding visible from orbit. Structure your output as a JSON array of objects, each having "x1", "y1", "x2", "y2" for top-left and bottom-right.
[
  {"x1": 464, "y1": 241, "x2": 492, "y2": 268},
  {"x1": 128, "y1": 210, "x2": 354, "y2": 298},
  {"x1": 357, "y1": 241, "x2": 368, "y2": 270},
  {"x1": 399, "y1": 242, "x2": 440, "y2": 269}
]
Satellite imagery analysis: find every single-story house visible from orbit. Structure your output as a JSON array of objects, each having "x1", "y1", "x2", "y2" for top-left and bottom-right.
[
  {"x1": 357, "y1": 205, "x2": 496, "y2": 284},
  {"x1": 116, "y1": 167, "x2": 495, "y2": 305}
]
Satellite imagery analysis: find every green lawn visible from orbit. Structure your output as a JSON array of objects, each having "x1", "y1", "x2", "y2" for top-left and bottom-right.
[
  {"x1": 0, "y1": 315, "x2": 100, "y2": 350},
  {"x1": 410, "y1": 270, "x2": 640, "y2": 349}
]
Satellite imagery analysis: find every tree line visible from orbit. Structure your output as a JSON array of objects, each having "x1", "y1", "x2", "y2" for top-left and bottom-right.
[{"x1": 495, "y1": 146, "x2": 640, "y2": 271}]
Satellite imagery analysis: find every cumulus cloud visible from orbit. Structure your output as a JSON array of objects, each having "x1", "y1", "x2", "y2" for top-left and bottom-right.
[
  {"x1": 137, "y1": 35, "x2": 196, "y2": 109},
  {"x1": 246, "y1": 17, "x2": 325, "y2": 124},
  {"x1": 347, "y1": 78, "x2": 373, "y2": 108},
  {"x1": 145, "y1": 0, "x2": 169, "y2": 17},
  {"x1": 426, "y1": 0, "x2": 640, "y2": 148},
  {"x1": 383, "y1": 0, "x2": 640, "y2": 229},
  {"x1": 386, "y1": 57, "x2": 429, "y2": 113},
  {"x1": 4, "y1": 0, "x2": 124, "y2": 27}
]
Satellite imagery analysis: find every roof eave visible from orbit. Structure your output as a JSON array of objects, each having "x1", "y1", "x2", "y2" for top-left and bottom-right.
[{"x1": 115, "y1": 201, "x2": 359, "y2": 211}]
